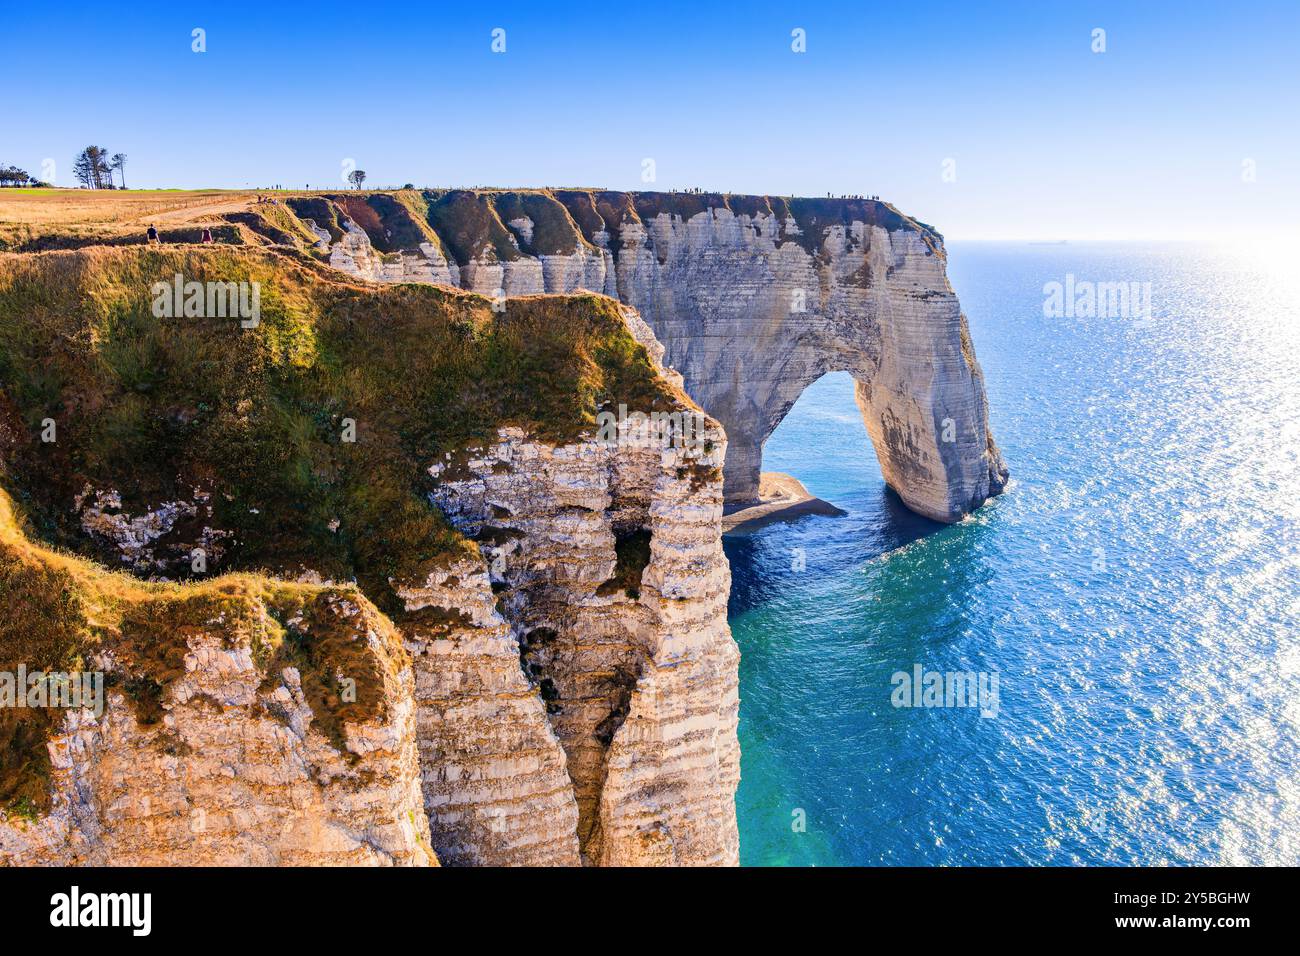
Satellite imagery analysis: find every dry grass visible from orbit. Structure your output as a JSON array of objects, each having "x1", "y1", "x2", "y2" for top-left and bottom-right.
[{"x1": 0, "y1": 189, "x2": 258, "y2": 227}]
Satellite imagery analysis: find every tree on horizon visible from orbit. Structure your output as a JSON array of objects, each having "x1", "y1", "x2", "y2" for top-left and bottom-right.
[
  {"x1": 0, "y1": 165, "x2": 35, "y2": 187},
  {"x1": 110, "y1": 153, "x2": 128, "y2": 189},
  {"x1": 348, "y1": 169, "x2": 367, "y2": 190},
  {"x1": 73, "y1": 146, "x2": 113, "y2": 189}
]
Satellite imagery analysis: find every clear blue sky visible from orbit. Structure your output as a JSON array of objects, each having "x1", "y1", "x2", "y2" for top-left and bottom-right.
[{"x1": 2, "y1": 0, "x2": 1297, "y2": 239}]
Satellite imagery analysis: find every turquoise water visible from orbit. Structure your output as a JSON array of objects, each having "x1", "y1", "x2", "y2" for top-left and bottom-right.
[{"x1": 728, "y1": 241, "x2": 1300, "y2": 866}]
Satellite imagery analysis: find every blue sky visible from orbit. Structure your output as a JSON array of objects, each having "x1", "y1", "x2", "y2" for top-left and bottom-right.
[{"x1": 2, "y1": 0, "x2": 1297, "y2": 239}]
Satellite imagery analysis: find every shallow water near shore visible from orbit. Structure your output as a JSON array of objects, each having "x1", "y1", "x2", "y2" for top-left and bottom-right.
[{"x1": 726, "y1": 241, "x2": 1300, "y2": 866}]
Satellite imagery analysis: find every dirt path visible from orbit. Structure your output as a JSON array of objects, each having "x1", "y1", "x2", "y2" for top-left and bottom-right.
[{"x1": 127, "y1": 197, "x2": 255, "y2": 226}]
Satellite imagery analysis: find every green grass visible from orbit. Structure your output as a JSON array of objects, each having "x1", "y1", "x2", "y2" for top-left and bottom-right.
[
  {"x1": 284, "y1": 197, "x2": 348, "y2": 243},
  {"x1": 491, "y1": 192, "x2": 591, "y2": 257},
  {"x1": 422, "y1": 190, "x2": 523, "y2": 265}
]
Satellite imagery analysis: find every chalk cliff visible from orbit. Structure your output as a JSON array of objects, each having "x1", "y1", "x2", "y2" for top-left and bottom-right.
[
  {"x1": 423, "y1": 418, "x2": 738, "y2": 866},
  {"x1": 0, "y1": 246, "x2": 737, "y2": 866},
  {"x1": 282, "y1": 190, "x2": 1007, "y2": 522},
  {"x1": 0, "y1": 487, "x2": 435, "y2": 867}
]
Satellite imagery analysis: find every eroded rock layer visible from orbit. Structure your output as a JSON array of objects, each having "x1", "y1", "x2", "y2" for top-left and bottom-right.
[
  {"x1": 0, "y1": 499, "x2": 436, "y2": 867},
  {"x1": 425, "y1": 419, "x2": 738, "y2": 866},
  {"x1": 396, "y1": 558, "x2": 582, "y2": 867}
]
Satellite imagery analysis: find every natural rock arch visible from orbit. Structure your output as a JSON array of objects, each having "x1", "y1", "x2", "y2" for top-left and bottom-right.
[{"x1": 603, "y1": 200, "x2": 1008, "y2": 523}]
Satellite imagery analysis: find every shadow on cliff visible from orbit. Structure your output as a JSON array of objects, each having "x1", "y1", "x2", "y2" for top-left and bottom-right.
[{"x1": 724, "y1": 483, "x2": 946, "y2": 620}]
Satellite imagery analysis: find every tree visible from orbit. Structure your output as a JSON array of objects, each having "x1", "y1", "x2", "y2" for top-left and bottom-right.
[
  {"x1": 347, "y1": 169, "x2": 367, "y2": 190},
  {"x1": 110, "y1": 153, "x2": 128, "y2": 189},
  {"x1": 0, "y1": 165, "x2": 33, "y2": 187},
  {"x1": 73, "y1": 146, "x2": 113, "y2": 189}
]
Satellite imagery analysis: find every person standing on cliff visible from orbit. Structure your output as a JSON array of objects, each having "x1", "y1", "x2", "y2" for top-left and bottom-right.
[
  {"x1": 200, "y1": 227, "x2": 213, "y2": 244},
  {"x1": 146, "y1": 224, "x2": 160, "y2": 244}
]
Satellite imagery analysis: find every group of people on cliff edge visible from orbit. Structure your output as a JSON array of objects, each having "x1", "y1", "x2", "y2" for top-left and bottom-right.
[{"x1": 145, "y1": 224, "x2": 213, "y2": 244}]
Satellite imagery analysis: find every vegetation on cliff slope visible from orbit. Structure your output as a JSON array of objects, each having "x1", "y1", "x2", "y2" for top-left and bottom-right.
[
  {"x1": 0, "y1": 483, "x2": 407, "y2": 817},
  {"x1": 1, "y1": 188, "x2": 942, "y2": 266},
  {"x1": 0, "y1": 246, "x2": 676, "y2": 605},
  {"x1": 421, "y1": 190, "x2": 524, "y2": 265},
  {"x1": 0, "y1": 242, "x2": 682, "y2": 816}
]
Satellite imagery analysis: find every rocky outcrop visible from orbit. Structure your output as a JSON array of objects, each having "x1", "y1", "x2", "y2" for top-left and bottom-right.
[
  {"x1": 396, "y1": 557, "x2": 583, "y2": 867},
  {"x1": 424, "y1": 415, "x2": 738, "y2": 866},
  {"x1": 15, "y1": 407, "x2": 741, "y2": 869},
  {"x1": 326, "y1": 220, "x2": 461, "y2": 286},
  {"x1": 0, "y1": 508, "x2": 436, "y2": 867},
  {"x1": 297, "y1": 190, "x2": 1006, "y2": 522},
  {"x1": 5, "y1": 411, "x2": 738, "y2": 870},
  {"x1": 604, "y1": 205, "x2": 1007, "y2": 522}
]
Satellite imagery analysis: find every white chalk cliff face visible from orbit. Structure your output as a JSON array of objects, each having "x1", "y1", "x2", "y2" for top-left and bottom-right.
[
  {"x1": 416, "y1": 418, "x2": 739, "y2": 866},
  {"x1": 322, "y1": 219, "x2": 461, "y2": 287},
  {"x1": 610, "y1": 213, "x2": 1006, "y2": 522},
  {"x1": 308, "y1": 191, "x2": 1007, "y2": 522},
  {"x1": 394, "y1": 299, "x2": 738, "y2": 866}
]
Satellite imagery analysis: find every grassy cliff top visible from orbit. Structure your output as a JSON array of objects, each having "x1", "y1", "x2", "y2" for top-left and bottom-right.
[
  {"x1": 0, "y1": 188, "x2": 944, "y2": 260},
  {"x1": 0, "y1": 245, "x2": 685, "y2": 604}
]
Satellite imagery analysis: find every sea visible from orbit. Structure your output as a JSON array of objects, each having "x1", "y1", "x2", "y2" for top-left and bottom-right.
[{"x1": 727, "y1": 241, "x2": 1300, "y2": 865}]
